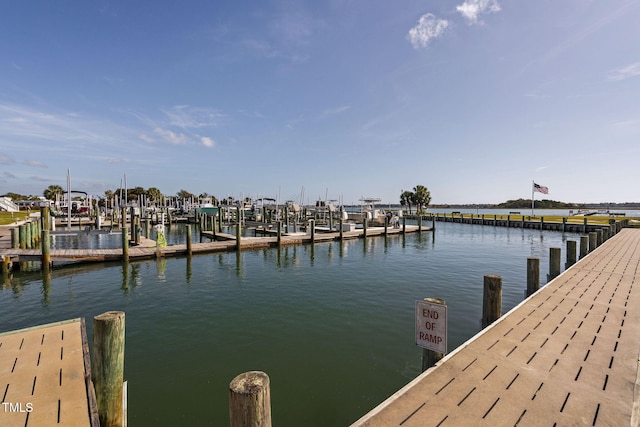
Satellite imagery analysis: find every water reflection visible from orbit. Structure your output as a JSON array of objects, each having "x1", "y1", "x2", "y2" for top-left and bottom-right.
[{"x1": 42, "y1": 271, "x2": 51, "y2": 305}]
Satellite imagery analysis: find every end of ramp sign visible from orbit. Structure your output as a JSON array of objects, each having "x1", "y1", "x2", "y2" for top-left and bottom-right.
[{"x1": 415, "y1": 299, "x2": 447, "y2": 354}]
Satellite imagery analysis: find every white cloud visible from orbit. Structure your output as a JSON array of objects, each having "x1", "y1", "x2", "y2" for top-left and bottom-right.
[
  {"x1": 456, "y1": 0, "x2": 501, "y2": 25},
  {"x1": 201, "y1": 136, "x2": 215, "y2": 148},
  {"x1": 0, "y1": 155, "x2": 14, "y2": 165},
  {"x1": 607, "y1": 62, "x2": 640, "y2": 81},
  {"x1": 407, "y1": 14, "x2": 451, "y2": 49},
  {"x1": 154, "y1": 127, "x2": 187, "y2": 145},
  {"x1": 320, "y1": 106, "x2": 351, "y2": 119},
  {"x1": 24, "y1": 160, "x2": 47, "y2": 168},
  {"x1": 139, "y1": 133, "x2": 155, "y2": 143},
  {"x1": 162, "y1": 105, "x2": 225, "y2": 129}
]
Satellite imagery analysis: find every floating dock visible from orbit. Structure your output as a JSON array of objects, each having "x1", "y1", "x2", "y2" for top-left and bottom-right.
[
  {"x1": 0, "y1": 224, "x2": 425, "y2": 269},
  {"x1": 352, "y1": 227, "x2": 640, "y2": 426},
  {"x1": 0, "y1": 319, "x2": 98, "y2": 426}
]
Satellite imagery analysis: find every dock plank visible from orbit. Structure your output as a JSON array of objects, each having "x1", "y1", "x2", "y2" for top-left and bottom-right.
[
  {"x1": 352, "y1": 228, "x2": 640, "y2": 426},
  {"x1": 0, "y1": 319, "x2": 94, "y2": 426}
]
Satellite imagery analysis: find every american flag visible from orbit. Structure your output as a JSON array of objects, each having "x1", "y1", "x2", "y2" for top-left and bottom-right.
[{"x1": 533, "y1": 182, "x2": 549, "y2": 194}]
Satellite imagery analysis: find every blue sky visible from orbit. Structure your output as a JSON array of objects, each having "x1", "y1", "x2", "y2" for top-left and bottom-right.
[{"x1": 1, "y1": 0, "x2": 639, "y2": 205}]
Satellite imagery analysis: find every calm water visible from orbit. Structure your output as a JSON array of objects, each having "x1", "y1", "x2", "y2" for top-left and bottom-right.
[{"x1": 1, "y1": 221, "x2": 583, "y2": 426}]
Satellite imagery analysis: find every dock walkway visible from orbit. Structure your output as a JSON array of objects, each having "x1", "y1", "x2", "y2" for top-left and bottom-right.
[
  {"x1": 0, "y1": 318, "x2": 98, "y2": 426},
  {"x1": 353, "y1": 227, "x2": 640, "y2": 426},
  {"x1": 1, "y1": 225, "x2": 423, "y2": 268}
]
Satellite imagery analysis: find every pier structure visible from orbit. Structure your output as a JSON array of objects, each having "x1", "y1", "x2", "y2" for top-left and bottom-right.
[
  {"x1": 0, "y1": 222, "x2": 425, "y2": 271},
  {"x1": 352, "y1": 227, "x2": 640, "y2": 426},
  {"x1": 0, "y1": 319, "x2": 99, "y2": 426},
  {"x1": 428, "y1": 212, "x2": 627, "y2": 234}
]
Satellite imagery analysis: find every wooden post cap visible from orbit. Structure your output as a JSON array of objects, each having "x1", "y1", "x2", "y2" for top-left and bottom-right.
[{"x1": 229, "y1": 371, "x2": 271, "y2": 427}]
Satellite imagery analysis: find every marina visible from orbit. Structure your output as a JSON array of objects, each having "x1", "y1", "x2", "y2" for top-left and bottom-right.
[{"x1": 0, "y1": 209, "x2": 639, "y2": 426}]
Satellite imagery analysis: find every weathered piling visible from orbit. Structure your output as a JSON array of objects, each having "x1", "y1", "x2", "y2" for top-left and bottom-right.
[
  {"x1": 597, "y1": 229, "x2": 604, "y2": 246},
  {"x1": 121, "y1": 226, "x2": 129, "y2": 261},
  {"x1": 134, "y1": 215, "x2": 141, "y2": 245},
  {"x1": 548, "y1": 247, "x2": 561, "y2": 282},
  {"x1": 229, "y1": 371, "x2": 272, "y2": 427},
  {"x1": 277, "y1": 221, "x2": 282, "y2": 247},
  {"x1": 236, "y1": 221, "x2": 242, "y2": 251},
  {"x1": 25, "y1": 222, "x2": 32, "y2": 249},
  {"x1": 566, "y1": 240, "x2": 577, "y2": 268},
  {"x1": 186, "y1": 225, "x2": 192, "y2": 256},
  {"x1": 482, "y1": 274, "x2": 502, "y2": 329},
  {"x1": 41, "y1": 229, "x2": 51, "y2": 271},
  {"x1": 92, "y1": 311, "x2": 126, "y2": 427},
  {"x1": 421, "y1": 297, "x2": 446, "y2": 372},
  {"x1": 11, "y1": 227, "x2": 19, "y2": 249},
  {"x1": 580, "y1": 235, "x2": 589, "y2": 259},
  {"x1": 589, "y1": 232, "x2": 598, "y2": 252},
  {"x1": 339, "y1": 218, "x2": 344, "y2": 241},
  {"x1": 310, "y1": 219, "x2": 316, "y2": 242},
  {"x1": 527, "y1": 258, "x2": 540, "y2": 297}
]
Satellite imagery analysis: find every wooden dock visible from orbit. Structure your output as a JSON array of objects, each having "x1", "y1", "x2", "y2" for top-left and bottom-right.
[
  {"x1": 0, "y1": 319, "x2": 98, "y2": 426},
  {"x1": 352, "y1": 227, "x2": 640, "y2": 426},
  {"x1": 1, "y1": 225, "x2": 424, "y2": 269}
]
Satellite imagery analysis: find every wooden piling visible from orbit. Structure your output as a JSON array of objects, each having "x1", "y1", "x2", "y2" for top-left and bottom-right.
[
  {"x1": 580, "y1": 235, "x2": 589, "y2": 259},
  {"x1": 526, "y1": 257, "x2": 540, "y2": 297},
  {"x1": 122, "y1": 226, "x2": 129, "y2": 261},
  {"x1": 25, "y1": 221, "x2": 32, "y2": 249},
  {"x1": 339, "y1": 218, "x2": 344, "y2": 241},
  {"x1": 41, "y1": 229, "x2": 51, "y2": 271},
  {"x1": 589, "y1": 232, "x2": 598, "y2": 252},
  {"x1": 310, "y1": 219, "x2": 315, "y2": 243},
  {"x1": 363, "y1": 217, "x2": 367, "y2": 238},
  {"x1": 229, "y1": 371, "x2": 271, "y2": 427},
  {"x1": 421, "y1": 297, "x2": 446, "y2": 372},
  {"x1": 566, "y1": 240, "x2": 577, "y2": 268},
  {"x1": 11, "y1": 227, "x2": 19, "y2": 249},
  {"x1": 277, "y1": 221, "x2": 282, "y2": 247},
  {"x1": 482, "y1": 274, "x2": 502, "y2": 329},
  {"x1": 186, "y1": 225, "x2": 192, "y2": 256},
  {"x1": 92, "y1": 311, "x2": 125, "y2": 427},
  {"x1": 548, "y1": 247, "x2": 561, "y2": 282},
  {"x1": 236, "y1": 221, "x2": 242, "y2": 251}
]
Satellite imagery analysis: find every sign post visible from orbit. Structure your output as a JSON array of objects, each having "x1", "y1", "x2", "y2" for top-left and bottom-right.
[{"x1": 416, "y1": 297, "x2": 447, "y2": 371}]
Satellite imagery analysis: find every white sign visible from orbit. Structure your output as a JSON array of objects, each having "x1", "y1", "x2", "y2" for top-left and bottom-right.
[{"x1": 415, "y1": 300, "x2": 447, "y2": 354}]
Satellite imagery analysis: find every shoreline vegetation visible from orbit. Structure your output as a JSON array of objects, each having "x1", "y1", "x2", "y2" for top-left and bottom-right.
[{"x1": 431, "y1": 199, "x2": 640, "y2": 210}]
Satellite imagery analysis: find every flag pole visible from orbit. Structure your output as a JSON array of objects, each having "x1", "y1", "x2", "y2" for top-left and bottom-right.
[{"x1": 531, "y1": 180, "x2": 534, "y2": 217}]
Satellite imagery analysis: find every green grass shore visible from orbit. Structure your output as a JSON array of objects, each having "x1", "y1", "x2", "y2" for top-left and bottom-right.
[
  {"x1": 439, "y1": 213, "x2": 640, "y2": 227},
  {"x1": 0, "y1": 211, "x2": 29, "y2": 226}
]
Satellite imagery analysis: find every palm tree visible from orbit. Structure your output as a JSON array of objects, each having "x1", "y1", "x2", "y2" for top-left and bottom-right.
[
  {"x1": 412, "y1": 185, "x2": 431, "y2": 214},
  {"x1": 147, "y1": 187, "x2": 163, "y2": 204},
  {"x1": 400, "y1": 190, "x2": 414, "y2": 214},
  {"x1": 43, "y1": 185, "x2": 64, "y2": 201}
]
